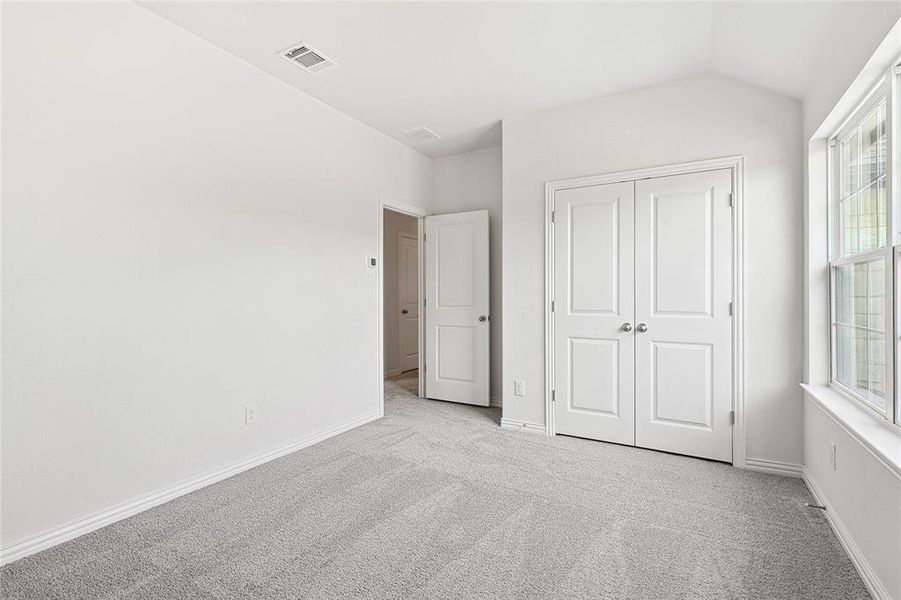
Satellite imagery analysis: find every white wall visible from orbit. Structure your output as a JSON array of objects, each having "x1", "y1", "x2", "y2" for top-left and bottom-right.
[
  {"x1": 1, "y1": 1, "x2": 431, "y2": 551},
  {"x1": 502, "y1": 74, "x2": 803, "y2": 466},
  {"x1": 382, "y1": 209, "x2": 419, "y2": 375},
  {"x1": 803, "y1": 393, "x2": 901, "y2": 599},
  {"x1": 802, "y1": 4, "x2": 901, "y2": 141},
  {"x1": 432, "y1": 147, "x2": 502, "y2": 404}
]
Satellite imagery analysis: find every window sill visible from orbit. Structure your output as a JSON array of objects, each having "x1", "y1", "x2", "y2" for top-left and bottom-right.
[{"x1": 801, "y1": 383, "x2": 901, "y2": 479}]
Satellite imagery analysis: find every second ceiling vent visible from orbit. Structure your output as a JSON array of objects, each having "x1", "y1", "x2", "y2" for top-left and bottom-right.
[
  {"x1": 402, "y1": 127, "x2": 441, "y2": 143},
  {"x1": 280, "y1": 42, "x2": 337, "y2": 73}
]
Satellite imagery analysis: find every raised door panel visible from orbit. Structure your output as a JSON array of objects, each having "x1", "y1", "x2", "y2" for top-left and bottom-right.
[
  {"x1": 569, "y1": 338, "x2": 619, "y2": 416},
  {"x1": 401, "y1": 318, "x2": 419, "y2": 370},
  {"x1": 401, "y1": 239, "x2": 419, "y2": 307},
  {"x1": 553, "y1": 182, "x2": 635, "y2": 445},
  {"x1": 399, "y1": 234, "x2": 419, "y2": 372},
  {"x1": 436, "y1": 326, "x2": 475, "y2": 382},
  {"x1": 436, "y1": 223, "x2": 474, "y2": 308},
  {"x1": 570, "y1": 200, "x2": 620, "y2": 314},
  {"x1": 652, "y1": 188, "x2": 712, "y2": 316},
  {"x1": 651, "y1": 341, "x2": 713, "y2": 429}
]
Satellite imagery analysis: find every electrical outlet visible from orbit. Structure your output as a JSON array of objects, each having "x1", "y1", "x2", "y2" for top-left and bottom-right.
[
  {"x1": 514, "y1": 380, "x2": 526, "y2": 397},
  {"x1": 245, "y1": 405, "x2": 257, "y2": 426},
  {"x1": 828, "y1": 441, "x2": 836, "y2": 471}
]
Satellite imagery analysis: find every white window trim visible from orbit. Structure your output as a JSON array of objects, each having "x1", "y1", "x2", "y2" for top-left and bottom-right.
[{"x1": 827, "y1": 70, "x2": 898, "y2": 429}]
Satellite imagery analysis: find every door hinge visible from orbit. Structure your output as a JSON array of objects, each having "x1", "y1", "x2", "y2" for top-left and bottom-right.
[
  {"x1": 551, "y1": 210, "x2": 556, "y2": 223},
  {"x1": 423, "y1": 296, "x2": 427, "y2": 307},
  {"x1": 551, "y1": 390, "x2": 556, "y2": 402},
  {"x1": 728, "y1": 193, "x2": 734, "y2": 208},
  {"x1": 551, "y1": 300, "x2": 555, "y2": 312},
  {"x1": 728, "y1": 301, "x2": 733, "y2": 316},
  {"x1": 729, "y1": 410, "x2": 735, "y2": 426},
  {"x1": 423, "y1": 232, "x2": 426, "y2": 242}
]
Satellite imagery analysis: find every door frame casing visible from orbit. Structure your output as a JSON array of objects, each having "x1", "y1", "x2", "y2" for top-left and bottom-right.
[
  {"x1": 378, "y1": 198, "x2": 428, "y2": 417},
  {"x1": 544, "y1": 156, "x2": 747, "y2": 468}
]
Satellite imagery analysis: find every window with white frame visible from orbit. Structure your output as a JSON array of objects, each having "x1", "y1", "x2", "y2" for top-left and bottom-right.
[{"x1": 829, "y1": 67, "x2": 897, "y2": 426}]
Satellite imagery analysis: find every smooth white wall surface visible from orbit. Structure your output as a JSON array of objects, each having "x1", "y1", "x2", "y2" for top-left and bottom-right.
[
  {"x1": 431, "y1": 147, "x2": 502, "y2": 403},
  {"x1": 502, "y1": 75, "x2": 803, "y2": 465},
  {"x1": 804, "y1": 395, "x2": 901, "y2": 599},
  {"x1": 1, "y1": 1, "x2": 431, "y2": 549},
  {"x1": 382, "y1": 209, "x2": 419, "y2": 375},
  {"x1": 802, "y1": 4, "x2": 901, "y2": 140}
]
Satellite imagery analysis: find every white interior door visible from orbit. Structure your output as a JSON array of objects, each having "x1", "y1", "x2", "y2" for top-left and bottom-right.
[
  {"x1": 424, "y1": 210, "x2": 490, "y2": 406},
  {"x1": 553, "y1": 182, "x2": 635, "y2": 444},
  {"x1": 398, "y1": 233, "x2": 419, "y2": 372},
  {"x1": 634, "y1": 169, "x2": 733, "y2": 462}
]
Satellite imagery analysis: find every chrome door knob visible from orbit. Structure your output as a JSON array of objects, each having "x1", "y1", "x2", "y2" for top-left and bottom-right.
[
  {"x1": 479, "y1": 315, "x2": 489, "y2": 322},
  {"x1": 621, "y1": 322, "x2": 633, "y2": 332},
  {"x1": 401, "y1": 309, "x2": 409, "y2": 314},
  {"x1": 636, "y1": 323, "x2": 648, "y2": 333}
]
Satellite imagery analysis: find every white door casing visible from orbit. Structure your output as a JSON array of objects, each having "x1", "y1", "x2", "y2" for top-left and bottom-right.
[
  {"x1": 379, "y1": 199, "x2": 428, "y2": 413},
  {"x1": 398, "y1": 232, "x2": 419, "y2": 372},
  {"x1": 425, "y1": 210, "x2": 490, "y2": 406},
  {"x1": 553, "y1": 182, "x2": 636, "y2": 444},
  {"x1": 634, "y1": 169, "x2": 734, "y2": 462}
]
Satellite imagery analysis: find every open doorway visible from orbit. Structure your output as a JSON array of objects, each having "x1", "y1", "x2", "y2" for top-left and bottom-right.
[
  {"x1": 381, "y1": 206, "x2": 424, "y2": 411},
  {"x1": 379, "y1": 203, "x2": 491, "y2": 415}
]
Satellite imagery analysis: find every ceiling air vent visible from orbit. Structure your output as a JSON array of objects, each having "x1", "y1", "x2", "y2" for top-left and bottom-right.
[
  {"x1": 280, "y1": 42, "x2": 336, "y2": 73},
  {"x1": 402, "y1": 127, "x2": 441, "y2": 143}
]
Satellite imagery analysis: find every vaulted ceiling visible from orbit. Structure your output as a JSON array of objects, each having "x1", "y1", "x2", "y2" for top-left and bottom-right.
[{"x1": 143, "y1": 1, "x2": 900, "y2": 157}]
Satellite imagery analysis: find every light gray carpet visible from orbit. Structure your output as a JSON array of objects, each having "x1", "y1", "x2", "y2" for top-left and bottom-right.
[{"x1": 1, "y1": 372, "x2": 868, "y2": 599}]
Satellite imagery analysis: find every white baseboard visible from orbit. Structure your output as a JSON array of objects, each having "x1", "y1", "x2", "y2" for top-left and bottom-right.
[
  {"x1": 803, "y1": 468, "x2": 890, "y2": 600},
  {"x1": 744, "y1": 457, "x2": 803, "y2": 478},
  {"x1": 384, "y1": 368, "x2": 403, "y2": 378},
  {"x1": 490, "y1": 396, "x2": 503, "y2": 408},
  {"x1": 500, "y1": 417, "x2": 546, "y2": 434},
  {"x1": 0, "y1": 410, "x2": 381, "y2": 566}
]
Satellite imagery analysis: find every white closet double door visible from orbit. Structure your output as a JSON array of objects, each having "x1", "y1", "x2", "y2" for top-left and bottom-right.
[{"x1": 553, "y1": 169, "x2": 734, "y2": 462}]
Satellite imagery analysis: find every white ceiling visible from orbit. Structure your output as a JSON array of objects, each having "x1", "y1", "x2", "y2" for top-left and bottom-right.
[{"x1": 143, "y1": 1, "x2": 900, "y2": 158}]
